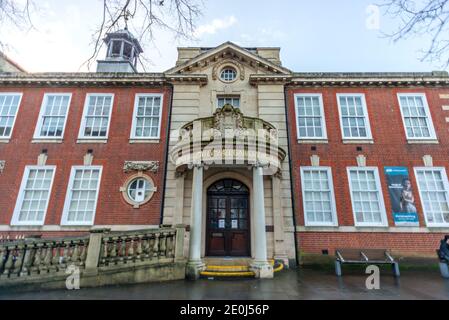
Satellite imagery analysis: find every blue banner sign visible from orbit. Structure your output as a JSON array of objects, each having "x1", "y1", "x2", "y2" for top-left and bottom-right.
[{"x1": 384, "y1": 167, "x2": 419, "y2": 226}]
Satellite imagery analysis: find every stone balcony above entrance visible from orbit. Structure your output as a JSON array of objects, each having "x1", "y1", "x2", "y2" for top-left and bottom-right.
[{"x1": 169, "y1": 104, "x2": 286, "y2": 174}]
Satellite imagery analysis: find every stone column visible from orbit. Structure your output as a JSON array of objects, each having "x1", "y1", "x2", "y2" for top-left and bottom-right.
[
  {"x1": 250, "y1": 165, "x2": 274, "y2": 278},
  {"x1": 186, "y1": 164, "x2": 205, "y2": 279},
  {"x1": 272, "y1": 174, "x2": 288, "y2": 266}
]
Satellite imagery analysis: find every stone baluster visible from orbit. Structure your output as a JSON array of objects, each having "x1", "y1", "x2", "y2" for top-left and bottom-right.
[
  {"x1": 167, "y1": 233, "x2": 174, "y2": 258},
  {"x1": 21, "y1": 244, "x2": 34, "y2": 276},
  {"x1": 148, "y1": 235, "x2": 155, "y2": 259},
  {"x1": 42, "y1": 244, "x2": 52, "y2": 273},
  {"x1": 153, "y1": 233, "x2": 160, "y2": 259},
  {"x1": 119, "y1": 237, "x2": 126, "y2": 263},
  {"x1": 71, "y1": 241, "x2": 80, "y2": 266},
  {"x1": 143, "y1": 236, "x2": 151, "y2": 259},
  {"x1": 3, "y1": 247, "x2": 14, "y2": 276},
  {"x1": 127, "y1": 238, "x2": 135, "y2": 262},
  {"x1": 61, "y1": 243, "x2": 70, "y2": 268},
  {"x1": 12, "y1": 245, "x2": 25, "y2": 277},
  {"x1": 135, "y1": 236, "x2": 143, "y2": 261},
  {"x1": 51, "y1": 243, "x2": 61, "y2": 272},
  {"x1": 101, "y1": 239, "x2": 109, "y2": 265},
  {"x1": 79, "y1": 241, "x2": 87, "y2": 267},
  {"x1": 109, "y1": 238, "x2": 118, "y2": 264},
  {"x1": 31, "y1": 244, "x2": 42, "y2": 274},
  {"x1": 160, "y1": 232, "x2": 167, "y2": 257},
  {"x1": 0, "y1": 246, "x2": 7, "y2": 274}
]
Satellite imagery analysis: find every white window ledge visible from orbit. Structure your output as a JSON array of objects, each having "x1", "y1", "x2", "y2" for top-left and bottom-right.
[
  {"x1": 31, "y1": 139, "x2": 63, "y2": 144},
  {"x1": 76, "y1": 139, "x2": 108, "y2": 144},
  {"x1": 0, "y1": 139, "x2": 10, "y2": 143},
  {"x1": 129, "y1": 139, "x2": 160, "y2": 144},
  {"x1": 407, "y1": 139, "x2": 439, "y2": 144},
  {"x1": 342, "y1": 139, "x2": 374, "y2": 144},
  {"x1": 297, "y1": 139, "x2": 328, "y2": 144}
]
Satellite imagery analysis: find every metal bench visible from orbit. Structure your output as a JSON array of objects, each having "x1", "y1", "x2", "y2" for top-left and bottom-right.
[{"x1": 335, "y1": 248, "x2": 400, "y2": 277}]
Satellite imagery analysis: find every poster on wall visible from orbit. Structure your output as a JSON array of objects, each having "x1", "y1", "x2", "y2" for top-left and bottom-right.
[{"x1": 384, "y1": 167, "x2": 419, "y2": 226}]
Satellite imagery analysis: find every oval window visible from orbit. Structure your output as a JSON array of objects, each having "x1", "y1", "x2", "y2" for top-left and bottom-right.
[
  {"x1": 127, "y1": 178, "x2": 151, "y2": 203},
  {"x1": 220, "y1": 67, "x2": 237, "y2": 82}
]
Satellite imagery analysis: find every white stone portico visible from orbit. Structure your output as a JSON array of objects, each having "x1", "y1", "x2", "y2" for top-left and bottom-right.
[{"x1": 162, "y1": 42, "x2": 296, "y2": 279}]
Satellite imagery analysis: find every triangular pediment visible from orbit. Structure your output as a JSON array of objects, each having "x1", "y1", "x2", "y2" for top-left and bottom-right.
[{"x1": 165, "y1": 41, "x2": 291, "y2": 76}]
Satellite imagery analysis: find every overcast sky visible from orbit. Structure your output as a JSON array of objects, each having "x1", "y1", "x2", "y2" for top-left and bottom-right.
[{"x1": 1, "y1": 0, "x2": 445, "y2": 73}]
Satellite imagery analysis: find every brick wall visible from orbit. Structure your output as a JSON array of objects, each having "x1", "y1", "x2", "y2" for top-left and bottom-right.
[
  {"x1": 287, "y1": 86, "x2": 449, "y2": 255},
  {"x1": 0, "y1": 85, "x2": 172, "y2": 235}
]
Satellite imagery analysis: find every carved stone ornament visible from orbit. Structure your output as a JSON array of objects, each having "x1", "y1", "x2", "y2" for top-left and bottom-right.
[
  {"x1": 0, "y1": 160, "x2": 5, "y2": 173},
  {"x1": 123, "y1": 161, "x2": 159, "y2": 173},
  {"x1": 213, "y1": 104, "x2": 245, "y2": 133}
]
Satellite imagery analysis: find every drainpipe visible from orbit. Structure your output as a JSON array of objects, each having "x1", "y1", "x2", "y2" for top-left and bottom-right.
[
  {"x1": 160, "y1": 83, "x2": 174, "y2": 226},
  {"x1": 283, "y1": 86, "x2": 300, "y2": 267}
]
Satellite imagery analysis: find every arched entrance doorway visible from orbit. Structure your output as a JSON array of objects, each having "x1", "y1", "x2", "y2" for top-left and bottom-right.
[{"x1": 206, "y1": 179, "x2": 250, "y2": 256}]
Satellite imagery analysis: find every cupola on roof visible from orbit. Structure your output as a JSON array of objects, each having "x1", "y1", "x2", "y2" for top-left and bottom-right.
[{"x1": 96, "y1": 27, "x2": 143, "y2": 73}]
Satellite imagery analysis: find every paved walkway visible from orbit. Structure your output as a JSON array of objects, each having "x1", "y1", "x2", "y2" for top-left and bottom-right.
[{"x1": 1, "y1": 267, "x2": 449, "y2": 300}]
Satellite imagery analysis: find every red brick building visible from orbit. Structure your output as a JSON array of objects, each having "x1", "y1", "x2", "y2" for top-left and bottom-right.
[
  {"x1": 286, "y1": 73, "x2": 449, "y2": 258},
  {"x1": 2, "y1": 35, "x2": 449, "y2": 272},
  {"x1": 0, "y1": 74, "x2": 172, "y2": 239}
]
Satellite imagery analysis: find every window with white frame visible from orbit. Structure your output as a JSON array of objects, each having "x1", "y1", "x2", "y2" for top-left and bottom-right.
[
  {"x1": 295, "y1": 94, "x2": 326, "y2": 139},
  {"x1": 11, "y1": 166, "x2": 56, "y2": 225},
  {"x1": 79, "y1": 94, "x2": 114, "y2": 138},
  {"x1": 397, "y1": 94, "x2": 436, "y2": 140},
  {"x1": 300, "y1": 167, "x2": 337, "y2": 226},
  {"x1": 347, "y1": 167, "x2": 387, "y2": 226},
  {"x1": 0, "y1": 93, "x2": 22, "y2": 138},
  {"x1": 131, "y1": 94, "x2": 163, "y2": 139},
  {"x1": 337, "y1": 94, "x2": 372, "y2": 139},
  {"x1": 34, "y1": 94, "x2": 71, "y2": 138},
  {"x1": 61, "y1": 166, "x2": 102, "y2": 225},
  {"x1": 217, "y1": 96, "x2": 240, "y2": 108},
  {"x1": 415, "y1": 168, "x2": 449, "y2": 226}
]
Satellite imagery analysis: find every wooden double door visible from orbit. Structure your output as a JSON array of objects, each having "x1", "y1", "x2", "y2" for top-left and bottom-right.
[{"x1": 206, "y1": 179, "x2": 250, "y2": 257}]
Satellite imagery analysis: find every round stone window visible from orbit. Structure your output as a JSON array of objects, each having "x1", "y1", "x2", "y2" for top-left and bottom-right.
[
  {"x1": 120, "y1": 174, "x2": 157, "y2": 208},
  {"x1": 220, "y1": 67, "x2": 237, "y2": 82}
]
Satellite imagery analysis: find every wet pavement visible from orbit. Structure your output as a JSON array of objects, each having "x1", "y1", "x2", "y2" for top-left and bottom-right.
[{"x1": 1, "y1": 267, "x2": 449, "y2": 300}]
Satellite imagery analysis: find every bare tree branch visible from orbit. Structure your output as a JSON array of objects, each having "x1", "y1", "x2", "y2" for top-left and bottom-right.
[
  {"x1": 0, "y1": 0, "x2": 203, "y2": 71},
  {"x1": 379, "y1": 0, "x2": 449, "y2": 68},
  {"x1": 0, "y1": 0, "x2": 36, "y2": 50},
  {"x1": 82, "y1": 0, "x2": 203, "y2": 71}
]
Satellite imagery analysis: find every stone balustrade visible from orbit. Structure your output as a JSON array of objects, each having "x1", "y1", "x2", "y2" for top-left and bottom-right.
[
  {"x1": 0, "y1": 236, "x2": 89, "y2": 278},
  {"x1": 100, "y1": 229, "x2": 177, "y2": 266},
  {"x1": 0, "y1": 225, "x2": 186, "y2": 291}
]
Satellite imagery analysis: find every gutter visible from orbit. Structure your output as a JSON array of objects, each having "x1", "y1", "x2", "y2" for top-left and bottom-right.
[
  {"x1": 283, "y1": 86, "x2": 300, "y2": 267},
  {"x1": 160, "y1": 83, "x2": 174, "y2": 226}
]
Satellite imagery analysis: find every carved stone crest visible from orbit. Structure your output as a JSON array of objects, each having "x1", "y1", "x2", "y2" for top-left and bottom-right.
[
  {"x1": 0, "y1": 160, "x2": 5, "y2": 173},
  {"x1": 213, "y1": 104, "x2": 245, "y2": 133},
  {"x1": 123, "y1": 161, "x2": 159, "y2": 173}
]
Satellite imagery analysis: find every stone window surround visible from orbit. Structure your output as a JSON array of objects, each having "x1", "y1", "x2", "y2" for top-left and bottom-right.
[{"x1": 120, "y1": 172, "x2": 157, "y2": 208}]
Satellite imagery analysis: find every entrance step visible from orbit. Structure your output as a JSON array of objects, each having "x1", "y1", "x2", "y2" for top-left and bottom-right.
[{"x1": 200, "y1": 258, "x2": 284, "y2": 279}]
